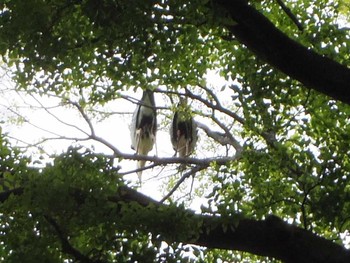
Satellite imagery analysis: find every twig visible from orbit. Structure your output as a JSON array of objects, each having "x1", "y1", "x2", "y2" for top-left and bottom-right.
[
  {"x1": 275, "y1": 0, "x2": 304, "y2": 31},
  {"x1": 196, "y1": 120, "x2": 242, "y2": 155},
  {"x1": 118, "y1": 162, "x2": 159, "y2": 176},
  {"x1": 3, "y1": 105, "x2": 63, "y2": 138},
  {"x1": 156, "y1": 88, "x2": 245, "y2": 128},
  {"x1": 119, "y1": 92, "x2": 169, "y2": 111},
  {"x1": 195, "y1": 84, "x2": 222, "y2": 107},
  {"x1": 183, "y1": 88, "x2": 245, "y2": 125},
  {"x1": 71, "y1": 101, "x2": 96, "y2": 136},
  {"x1": 160, "y1": 165, "x2": 206, "y2": 203},
  {"x1": 209, "y1": 115, "x2": 243, "y2": 153},
  {"x1": 6, "y1": 135, "x2": 90, "y2": 151},
  {"x1": 29, "y1": 94, "x2": 90, "y2": 136},
  {"x1": 44, "y1": 215, "x2": 101, "y2": 263}
]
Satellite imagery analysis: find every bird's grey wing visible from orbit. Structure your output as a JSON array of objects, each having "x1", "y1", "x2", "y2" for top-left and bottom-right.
[{"x1": 130, "y1": 105, "x2": 141, "y2": 150}]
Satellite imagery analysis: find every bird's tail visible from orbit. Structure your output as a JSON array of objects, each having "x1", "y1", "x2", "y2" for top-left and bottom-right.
[{"x1": 137, "y1": 160, "x2": 146, "y2": 184}]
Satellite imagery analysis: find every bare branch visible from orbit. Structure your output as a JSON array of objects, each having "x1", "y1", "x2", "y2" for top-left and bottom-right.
[
  {"x1": 29, "y1": 94, "x2": 90, "y2": 136},
  {"x1": 183, "y1": 88, "x2": 245, "y2": 125},
  {"x1": 2, "y1": 105, "x2": 63, "y2": 138},
  {"x1": 7, "y1": 134, "x2": 90, "y2": 150},
  {"x1": 196, "y1": 121, "x2": 231, "y2": 146},
  {"x1": 117, "y1": 162, "x2": 159, "y2": 176},
  {"x1": 117, "y1": 92, "x2": 169, "y2": 111},
  {"x1": 196, "y1": 120, "x2": 243, "y2": 156},
  {"x1": 160, "y1": 165, "x2": 205, "y2": 203},
  {"x1": 71, "y1": 101, "x2": 96, "y2": 137},
  {"x1": 195, "y1": 84, "x2": 222, "y2": 107}
]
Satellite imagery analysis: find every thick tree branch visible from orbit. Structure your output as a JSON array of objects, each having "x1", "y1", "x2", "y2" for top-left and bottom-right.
[
  {"x1": 2, "y1": 185, "x2": 350, "y2": 262},
  {"x1": 196, "y1": 120, "x2": 242, "y2": 152},
  {"x1": 90, "y1": 131, "x2": 240, "y2": 167},
  {"x1": 113, "y1": 186, "x2": 350, "y2": 263},
  {"x1": 215, "y1": 0, "x2": 350, "y2": 105}
]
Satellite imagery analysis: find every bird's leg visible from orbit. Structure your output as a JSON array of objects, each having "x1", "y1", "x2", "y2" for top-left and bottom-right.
[
  {"x1": 135, "y1": 128, "x2": 142, "y2": 155},
  {"x1": 138, "y1": 173, "x2": 142, "y2": 186},
  {"x1": 135, "y1": 129, "x2": 144, "y2": 184},
  {"x1": 154, "y1": 134, "x2": 158, "y2": 157},
  {"x1": 174, "y1": 129, "x2": 181, "y2": 157},
  {"x1": 185, "y1": 140, "x2": 190, "y2": 157}
]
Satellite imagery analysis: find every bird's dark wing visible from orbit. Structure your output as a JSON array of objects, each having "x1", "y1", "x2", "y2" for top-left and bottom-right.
[{"x1": 170, "y1": 111, "x2": 179, "y2": 147}]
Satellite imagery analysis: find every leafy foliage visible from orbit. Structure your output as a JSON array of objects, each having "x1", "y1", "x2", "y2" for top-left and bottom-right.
[{"x1": 1, "y1": 0, "x2": 350, "y2": 262}]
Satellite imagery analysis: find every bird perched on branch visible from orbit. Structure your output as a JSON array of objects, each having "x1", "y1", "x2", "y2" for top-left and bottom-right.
[
  {"x1": 130, "y1": 89, "x2": 157, "y2": 183},
  {"x1": 170, "y1": 97, "x2": 197, "y2": 157}
]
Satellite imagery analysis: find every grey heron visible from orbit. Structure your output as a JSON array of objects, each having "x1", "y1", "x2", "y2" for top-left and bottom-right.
[
  {"x1": 130, "y1": 89, "x2": 157, "y2": 182},
  {"x1": 170, "y1": 98, "x2": 197, "y2": 157}
]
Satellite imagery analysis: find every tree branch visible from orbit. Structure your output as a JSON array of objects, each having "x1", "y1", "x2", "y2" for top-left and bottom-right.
[
  {"x1": 112, "y1": 186, "x2": 350, "y2": 263},
  {"x1": 275, "y1": 0, "x2": 304, "y2": 31},
  {"x1": 29, "y1": 94, "x2": 90, "y2": 136},
  {"x1": 185, "y1": 88, "x2": 245, "y2": 124},
  {"x1": 44, "y1": 215, "x2": 102, "y2": 263},
  {"x1": 215, "y1": 0, "x2": 350, "y2": 105},
  {"x1": 160, "y1": 165, "x2": 205, "y2": 203},
  {"x1": 2, "y1": 185, "x2": 350, "y2": 262},
  {"x1": 89, "y1": 130, "x2": 240, "y2": 167},
  {"x1": 196, "y1": 120, "x2": 242, "y2": 153},
  {"x1": 71, "y1": 101, "x2": 96, "y2": 137}
]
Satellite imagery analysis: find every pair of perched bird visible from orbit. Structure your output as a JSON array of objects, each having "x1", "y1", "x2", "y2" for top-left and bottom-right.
[{"x1": 130, "y1": 89, "x2": 197, "y2": 181}]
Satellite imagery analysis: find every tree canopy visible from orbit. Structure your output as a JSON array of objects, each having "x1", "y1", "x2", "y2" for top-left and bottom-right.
[{"x1": 1, "y1": 0, "x2": 350, "y2": 262}]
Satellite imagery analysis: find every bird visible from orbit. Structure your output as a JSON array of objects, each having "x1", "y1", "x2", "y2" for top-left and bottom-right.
[
  {"x1": 130, "y1": 89, "x2": 157, "y2": 183},
  {"x1": 170, "y1": 97, "x2": 197, "y2": 157}
]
